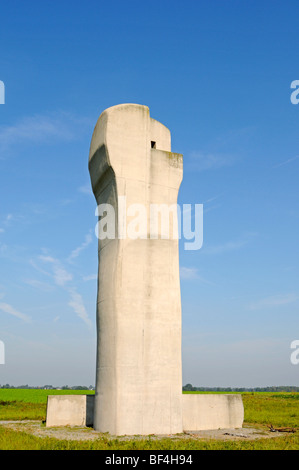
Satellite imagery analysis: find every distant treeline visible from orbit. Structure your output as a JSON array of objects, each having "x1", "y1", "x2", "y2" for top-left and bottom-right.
[
  {"x1": 1, "y1": 383, "x2": 299, "y2": 392},
  {"x1": 183, "y1": 384, "x2": 299, "y2": 392},
  {"x1": 0, "y1": 384, "x2": 95, "y2": 390}
]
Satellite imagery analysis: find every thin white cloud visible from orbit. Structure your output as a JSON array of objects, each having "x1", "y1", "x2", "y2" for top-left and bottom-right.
[
  {"x1": 29, "y1": 259, "x2": 53, "y2": 278},
  {"x1": 67, "y1": 288, "x2": 92, "y2": 328},
  {"x1": 78, "y1": 184, "x2": 93, "y2": 196},
  {"x1": 24, "y1": 279, "x2": 54, "y2": 292},
  {"x1": 203, "y1": 233, "x2": 257, "y2": 255},
  {"x1": 5, "y1": 214, "x2": 13, "y2": 223},
  {"x1": 59, "y1": 199, "x2": 74, "y2": 207},
  {"x1": 0, "y1": 243, "x2": 8, "y2": 256},
  {"x1": 39, "y1": 255, "x2": 56, "y2": 263},
  {"x1": 83, "y1": 274, "x2": 97, "y2": 281},
  {"x1": 0, "y1": 112, "x2": 93, "y2": 157},
  {"x1": 53, "y1": 265, "x2": 73, "y2": 287},
  {"x1": 189, "y1": 151, "x2": 235, "y2": 171},
  {"x1": 39, "y1": 255, "x2": 73, "y2": 286},
  {"x1": 248, "y1": 293, "x2": 299, "y2": 311},
  {"x1": 67, "y1": 232, "x2": 93, "y2": 263},
  {"x1": 180, "y1": 266, "x2": 213, "y2": 284},
  {"x1": 203, "y1": 195, "x2": 221, "y2": 204},
  {"x1": 203, "y1": 204, "x2": 222, "y2": 214},
  {"x1": 36, "y1": 253, "x2": 92, "y2": 327},
  {"x1": 204, "y1": 239, "x2": 248, "y2": 254},
  {"x1": 180, "y1": 267, "x2": 199, "y2": 280},
  {"x1": 0, "y1": 302, "x2": 31, "y2": 323},
  {"x1": 273, "y1": 155, "x2": 299, "y2": 169}
]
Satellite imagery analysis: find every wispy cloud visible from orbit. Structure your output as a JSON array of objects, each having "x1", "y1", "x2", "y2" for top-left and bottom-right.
[
  {"x1": 203, "y1": 204, "x2": 222, "y2": 215},
  {"x1": 1, "y1": 213, "x2": 25, "y2": 229},
  {"x1": 180, "y1": 266, "x2": 213, "y2": 284},
  {"x1": 273, "y1": 155, "x2": 299, "y2": 169},
  {"x1": 189, "y1": 151, "x2": 236, "y2": 172},
  {"x1": 36, "y1": 253, "x2": 92, "y2": 327},
  {"x1": 24, "y1": 279, "x2": 54, "y2": 292},
  {"x1": 0, "y1": 301, "x2": 31, "y2": 323},
  {"x1": 180, "y1": 266, "x2": 199, "y2": 280},
  {"x1": 203, "y1": 232, "x2": 257, "y2": 255},
  {"x1": 83, "y1": 274, "x2": 97, "y2": 281},
  {"x1": 67, "y1": 288, "x2": 92, "y2": 328},
  {"x1": 204, "y1": 239, "x2": 248, "y2": 254},
  {"x1": 4, "y1": 214, "x2": 13, "y2": 224},
  {"x1": 248, "y1": 293, "x2": 299, "y2": 310},
  {"x1": 67, "y1": 232, "x2": 93, "y2": 263},
  {"x1": 39, "y1": 255, "x2": 73, "y2": 286},
  {"x1": 0, "y1": 112, "x2": 93, "y2": 157},
  {"x1": 78, "y1": 184, "x2": 93, "y2": 196}
]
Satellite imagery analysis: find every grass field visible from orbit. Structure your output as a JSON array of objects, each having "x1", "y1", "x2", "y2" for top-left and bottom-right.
[
  {"x1": 0, "y1": 389, "x2": 94, "y2": 421},
  {"x1": 0, "y1": 389, "x2": 298, "y2": 449}
]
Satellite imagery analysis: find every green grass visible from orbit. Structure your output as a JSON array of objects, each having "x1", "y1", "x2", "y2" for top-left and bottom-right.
[
  {"x1": 242, "y1": 392, "x2": 299, "y2": 428},
  {"x1": 0, "y1": 400, "x2": 45, "y2": 420},
  {"x1": 0, "y1": 389, "x2": 95, "y2": 421},
  {"x1": 0, "y1": 425, "x2": 299, "y2": 450},
  {"x1": 0, "y1": 388, "x2": 94, "y2": 404},
  {"x1": 0, "y1": 389, "x2": 299, "y2": 449}
]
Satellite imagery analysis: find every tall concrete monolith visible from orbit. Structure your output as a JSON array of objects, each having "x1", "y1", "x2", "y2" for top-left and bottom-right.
[
  {"x1": 88, "y1": 103, "x2": 183, "y2": 435},
  {"x1": 44, "y1": 103, "x2": 244, "y2": 431}
]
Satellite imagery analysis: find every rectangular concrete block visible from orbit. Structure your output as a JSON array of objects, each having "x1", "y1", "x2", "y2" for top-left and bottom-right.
[
  {"x1": 46, "y1": 395, "x2": 94, "y2": 427},
  {"x1": 182, "y1": 393, "x2": 244, "y2": 431}
]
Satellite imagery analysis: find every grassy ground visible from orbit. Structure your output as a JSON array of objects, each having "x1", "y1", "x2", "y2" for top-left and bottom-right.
[
  {"x1": 0, "y1": 390, "x2": 298, "y2": 449},
  {"x1": 0, "y1": 389, "x2": 94, "y2": 421}
]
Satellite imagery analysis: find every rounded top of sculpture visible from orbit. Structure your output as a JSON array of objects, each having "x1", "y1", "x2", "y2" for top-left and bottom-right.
[
  {"x1": 100, "y1": 103, "x2": 149, "y2": 115},
  {"x1": 89, "y1": 103, "x2": 171, "y2": 163}
]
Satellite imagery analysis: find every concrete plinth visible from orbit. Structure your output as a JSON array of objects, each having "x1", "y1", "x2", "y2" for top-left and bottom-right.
[
  {"x1": 45, "y1": 393, "x2": 244, "y2": 432},
  {"x1": 182, "y1": 394, "x2": 244, "y2": 431},
  {"x1": 46, "y1": 395, "x2": 94, "y2": 427}
]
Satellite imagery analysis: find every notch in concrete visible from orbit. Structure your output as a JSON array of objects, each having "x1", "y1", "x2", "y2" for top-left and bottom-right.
[{"x1": 151, "y1": 141, "x2": 156, "y2": 149}]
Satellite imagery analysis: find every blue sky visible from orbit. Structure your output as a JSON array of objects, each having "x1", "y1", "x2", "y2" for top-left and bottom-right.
[{"x1": 0, "y1": 0, "x2": 299, "y2": 387}]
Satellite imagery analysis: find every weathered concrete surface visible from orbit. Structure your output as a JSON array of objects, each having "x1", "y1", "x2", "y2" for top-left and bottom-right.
[
  {"x1": 46, "y1": 395, "x2": 94, "y2": 427},
  {"x1": 89, "y1": 104, "x2": 183, "y2": 436},
  {"x1": 88, "y1": 103, "x2": 244, "y2": 436},
  {"x1": 182, "y1": 394, "x2": 244, "y2": 431},
  {"x1": 45, "y1": 393, "x2": 244, "y2": 431}
]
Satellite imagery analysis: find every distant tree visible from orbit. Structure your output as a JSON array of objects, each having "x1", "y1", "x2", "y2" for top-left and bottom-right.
[{"x1": 183, "y1": 383, "x2": 194, "y2": 391}]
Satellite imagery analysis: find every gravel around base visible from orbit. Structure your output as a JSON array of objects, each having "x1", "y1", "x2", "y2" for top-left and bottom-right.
[{"x1": 0, "y1": 420, "x2": 287, "y2": 442}]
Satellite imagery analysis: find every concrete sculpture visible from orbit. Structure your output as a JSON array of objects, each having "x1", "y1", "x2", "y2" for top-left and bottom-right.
[
  {"x1": 89, "y1": 104, "x2": 183, "y2": 435},
  {"x1": 88, "y1": 103, "x2": 244, "y2": 435},
  {"x1": 45, "y1": 103, "x2": 244, "y2": 433}
]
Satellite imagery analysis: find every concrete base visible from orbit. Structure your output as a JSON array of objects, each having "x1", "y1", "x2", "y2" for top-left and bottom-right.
[
  {"x1": 46, "y1": 395, "x2": 94, "y2": 427},
  {"x1": 46, "y1": 393, "x2": 244, "y2": 432},
  {"x1": 182, "y1": 394, "x2": 244, "y2": 431}
]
